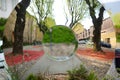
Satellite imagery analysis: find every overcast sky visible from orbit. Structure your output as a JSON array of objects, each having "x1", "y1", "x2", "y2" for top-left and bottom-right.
[
  {"x1": 52, "y1": 0, "x2": 120, "y2": 29},
  {"x1": 3, "y1": 0, "x2": 119, "y2": 29}
]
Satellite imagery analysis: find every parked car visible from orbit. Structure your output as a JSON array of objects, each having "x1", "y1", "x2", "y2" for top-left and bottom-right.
[
  {"x1": 86, "y1": 40, "x2": 94, "y2": 45},
  {"x1": 100, "y1": 41, "x2": 111, "y2": 48},
  {"x1": 78, "y1": 40, "x2": 87, "y2": 44}
]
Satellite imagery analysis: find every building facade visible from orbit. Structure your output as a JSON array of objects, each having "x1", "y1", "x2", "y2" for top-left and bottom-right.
[
  {"x1": 3, "y1": 10, "x2": 43, "y2": 43},
  {"x1": 101, "y1": 17, "x2": 116, "y2": 48},
  {"x1": 78, "y1": 17, "x2": 116, "y2": 48},
  {"x1": 72, "y1": 23, "x2": 84, "y2": 41}
]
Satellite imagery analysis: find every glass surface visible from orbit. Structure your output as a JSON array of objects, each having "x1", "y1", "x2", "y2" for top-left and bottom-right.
[{"x1": 43, "y1": 25, "x2": 78, "y2": 61}]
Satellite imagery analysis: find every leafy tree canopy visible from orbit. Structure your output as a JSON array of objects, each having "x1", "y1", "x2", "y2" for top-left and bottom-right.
[
  {"x1": 0, "y1": 18, "x2": 7, "y2": 26},
  {"x1": 29, "y1": 0, "x2": 54, "y2": 33},
  {"x1": 67, "y1": 0, "x2": 88, "y2": 28},
  {"x1": 112, "y1": 13, "x2": 120, "y2": 28},
  {"x1": 43, "y1": 25, "x2": 77, "y2": 44},
  {"x1": 44, "y1": 17, "x2": 56, "y2": 28},
  {"x1": 0, "y1": 18, "x2": 7, "y2": 38}
]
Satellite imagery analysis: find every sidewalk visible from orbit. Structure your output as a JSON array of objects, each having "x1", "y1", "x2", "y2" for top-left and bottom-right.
[
  {"x1": 21, "y1": 54, "x2": 82, "y2": 80},
  {"x1": 4, "y1": 45, "x2": 82, "y2": 80},
  {"x1": 106, "y1": 59, "x2": 120, "y2": 80},
  {"x1": 3, "y1": 45, "x2": 118, "y2": 80}
]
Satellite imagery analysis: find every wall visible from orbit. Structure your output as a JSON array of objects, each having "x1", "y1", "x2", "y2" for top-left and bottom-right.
[{"x1": 3, "y1": 10, "x2": 43, "y2": 43}]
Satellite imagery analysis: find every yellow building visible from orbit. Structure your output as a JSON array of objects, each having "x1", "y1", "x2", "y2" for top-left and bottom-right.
[
  {"x1": 101, "y1": 17, "x2": 116, "y2": 48},
  {"x1": 3, "y1": 10, "x2": 43, "y2": 43},
  {"x1": 78, "y1": 17, "x2": 116, "y2": 48},
  {"x1": 72, "y1": 23, "x2": 84, "y2": 40}
]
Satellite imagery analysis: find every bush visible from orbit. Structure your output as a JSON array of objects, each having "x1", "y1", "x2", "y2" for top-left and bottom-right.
[
  {"x1": 102, "y1": 75, "x2": 115, "y2": 80},
  {"x1": 87, "y1": 71, "x2": 98, "y2": 80},
  {"x1": 116, "y1": 33, "x2": 120, "y2": 42},
  {"x1": 0, "y1": 18, "x2": 7, "y2": 38},
  {"x1": 67, "y1": 65, "x2": 88, "y2": 80},
  {"x1": 67, "y1": 64, "x2": 99, "y2": 80},
  {"x1": 43, "y1": 25, "x2": 77, "y2": 44},
  {"x1": 26, "y1": 74, "x2": 38, "y2": 80},
  {"x1": 43, "y1": 25, "x2": 78, "y2": 51},
  {"x1": 26, "y1": 73, "x2": 57, "y2": 80}
]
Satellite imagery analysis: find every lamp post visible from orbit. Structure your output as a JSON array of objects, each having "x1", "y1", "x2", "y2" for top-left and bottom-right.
[{"x1": 49, "y1": 28, "x2": 52, "y2": 51}]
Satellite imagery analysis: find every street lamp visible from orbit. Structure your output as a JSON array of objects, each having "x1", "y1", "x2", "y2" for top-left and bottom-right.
[{"x1": 49, "y1": 28, "x2": 52, "y2": 51}]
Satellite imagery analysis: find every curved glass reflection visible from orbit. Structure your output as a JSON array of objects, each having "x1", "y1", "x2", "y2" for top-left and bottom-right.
[{"x1": 42, "y1": 25, "x2": 78, "y2": 61}]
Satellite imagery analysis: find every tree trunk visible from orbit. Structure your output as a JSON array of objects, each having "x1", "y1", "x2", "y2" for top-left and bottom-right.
[
  {"x1": 92, "y1": 6, "x2": 105, "y2": 51},
  {"x1": 13, "y1": 0, "x2": 30, "y2": 54},
  {"x1": 93, "y1": 23, "x2": 102, "y2": 51},
  {"x1": 85, "y1": 0, "x2": 105, "y2": 52}
]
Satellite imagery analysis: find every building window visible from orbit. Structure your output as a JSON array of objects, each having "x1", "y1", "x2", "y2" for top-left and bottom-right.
[
  {"x1": 105, "y1": 38, "x2": 110, "y2": 43},
  {"x1": 0, "y1": 0, "x2": 7, "y2": 11}
]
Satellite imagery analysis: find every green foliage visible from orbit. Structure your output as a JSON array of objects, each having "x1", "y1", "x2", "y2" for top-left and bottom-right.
[
  {"x1": 67, "y1": 64, "x2": 99, "y2": 80},
  {"x1": 112, "y1": 13, "x2": 120, "y2": 28},
  {"x1": 115, "y1": 25, "x2": 120, "y2": 28},
  {"x1": 67, "y1": 65, "x2": 88, "y2": 80},
  {"x1": 67, "y1": 0, "x2": 88, "y2": 28},
  {"x1": 30, "y1": 0, "x2": 54, "y2": 33},
  {"x1": 43, "y1": 25, "x2": 77, "y2": 43},
  {"x1": 87, "y1": 71, "x2": 98, "y2": 80},
  {"x1": 0, "y1": 18, "x2": 7, "y2": 26},
  {"x1": 102, "y1": 75, "x2": 115, "y2": 80},
  {"x1": 44, "y1": 17, "x2": 56, "y2": 28},
  {"x1": 26, "y1": 74, "x2": 38, "y2": 80},
  {"x1": 26, "y1": 73, "x2": 55, "y2": 80},
  {"x1": 43, "y1": 25, "x2": 78, "y2": 50},
  {"x1": 8, "y1": 66, "x2": 20, "y2": 80},
  {"x1": 116, "y1": 68, "x2": 120, "y2": 73},
  {"x1": 0, "y1": 25, "x2": 4, "y2": 38},
  {"x1": 116, "y1": 33, "x2": 120, "y2": 42},
  {"x1": 0, "y1": 18, "x2": 7, "y2": 38}
]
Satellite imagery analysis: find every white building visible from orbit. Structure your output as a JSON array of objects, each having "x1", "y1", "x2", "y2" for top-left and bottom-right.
[{"x1": 0, "y1": 0, "x2": 19, "y2": 18}]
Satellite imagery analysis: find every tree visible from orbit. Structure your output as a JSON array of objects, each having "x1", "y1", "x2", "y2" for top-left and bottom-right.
[
  {"x1": 13, "y1": 0, "x2": 31, "y2": 54},
  {"x1": 44, "y1": 17, "x2": 56, "y2": 28},
  {"x1": 67, "y1": 0, "x2": 88, "y2": 28},
  {"x1": 112, "y1": 13, "x2": 120, "y2": 42},
  {"x1": 29, "y1": 0, "x2": 54, "y2": 34},
  {"x1": 112, "y1": 13, "x2": 120, "y2": 28},
  {"x1": 0, "y1": 18, "x2": 7, "y2": 38},
  {"x1": 85, "y1": 0, "x2": 105, "y2": 51}
]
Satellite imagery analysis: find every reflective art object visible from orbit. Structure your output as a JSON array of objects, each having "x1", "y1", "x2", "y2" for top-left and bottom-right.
[{"x1": 43, "y1": 25, "x2": 78, "y2": 61}]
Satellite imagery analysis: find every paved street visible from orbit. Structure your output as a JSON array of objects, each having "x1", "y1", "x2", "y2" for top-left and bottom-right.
[{"x1": 21, "y1": 54, "x2": 82, "y2": 80}]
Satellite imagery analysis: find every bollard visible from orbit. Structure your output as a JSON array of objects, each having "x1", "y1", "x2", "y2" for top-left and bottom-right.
[{"x1": 115, "y1": 49, "x2": 120, "y2": 73}]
